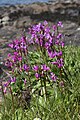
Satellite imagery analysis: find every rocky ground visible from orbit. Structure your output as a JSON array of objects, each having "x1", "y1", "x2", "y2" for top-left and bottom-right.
[
  {"x1": 0, "y1": 0, "x2": 80, "y2": 59},
  {"x1": 0, "y1": 0, "x2": 80, "y2": 100}
]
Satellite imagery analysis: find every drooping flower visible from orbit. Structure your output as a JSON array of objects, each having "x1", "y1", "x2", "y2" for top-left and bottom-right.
[
  {"x1": 33, "y1": 65, "x2": 39, "y2": 71},
  {"x1": 52, "y1": 25, "x2": 57, "y2": 31},
  {"x1": 50, "y1": 72, "x2": 57, "y2": 81},
  {"x1": 10, "y1": 77, "x2": 16, "y2": 83},
  {"x1": 57, "y1": 21, "x2": 63, "y2": 28},
  {"x1": 48, "y1": 49, "x2": 57, "y2": 58},
  {"x1": 57, "y1": 51, "x2": 62, "y2": 57},
  {"x1": 43, "y1": 20, "x2": 48, "y2": 26},
  {"x1": 45, "y1": 42, "x2": 50, "y2": 49},
  {"x1": 51, "y1": 58, "x2": 64, "y2": 68},
  {"x1": 55, "y1": 39, "x2": 59, "y2": 45},
  {"x1": 48, "y1": 49, "x2": 54, "y2": 58},
  {"x1": 35, "y1": 73, "x2": 40, "y2": 79},
  {"x1": 41, "y1": 64, "x2": 50, "y2": 71},
  {"x1": 23, "y1": 64, "x2": 30, "y2": 72},
  {"x1": 57, "y1": 33, "x2": 62, "y2": 39},
  {"x1": 3, "y1": 81, "x2": 9, "y2": 87},
  {"x1": 8, "y1": 43, "x2": 14, "y2": 48},
  {"x1": 8, "y1": 53, "x2": 11, "y2": 57},
  {"x1": 60, "y1": 41, "x2": 65, "y2": 47},
  {"x1": 3, "y1": 87, "x2": 7, "y2": 94}
]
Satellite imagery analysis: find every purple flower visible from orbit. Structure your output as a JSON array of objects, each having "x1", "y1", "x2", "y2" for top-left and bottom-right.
[
  {"x1": 4, "y1": 87, "x2": 7, "y2": 94},
  {"x1": 57, "y1": 21, "x2": 63, "y2": 28},
  {"x1": 8, "y1": 53, "x2": 11, "y2": 57},
  {"x1": 48, "y1": 49, "x2": 57, "y2": 58},
  {"x1": 55, "y1": 40, "x2": 64, "y2": 47},
  {"x1": 35, "y1": 73, "x2": 40, "y2": 79},
  {"x1": 52, "y1": 61, "x2": 56, "y2": 65},
  {"x1": 50, "y1": 72, "x2": 57, "y2": 81},
  {"x1": 51, "y1": 61, "x2": 58, "y2": 65},
  {"x1": 20, "y1": 36, "x2": 26, "y2": 43},
  {"x1": 10, "y1": 77, "x2": 16, "y2": 83},
  {"x1": 39, "y1": 39, "x2": 43, "y2": 46},
  {"x1": 43, "y1": 20, "x2": 48, "y2": 26},
  {"x1": 51, "y1": 58, "x2": 64, "y2": 68},
  {"x1": 13, "y1": 39, "x2": 19, "y2": 45},
  {"x1": 57, "y1": 33, "x2": 62, "y2": 39},
  {"x1": 33, "y1": 65, "x2": 39, "y2": 71},
  {"x1": 23, "y1": 64, "x2": 30, "y2": 71},
  {"x1": 8, "y1": 43, "x2": 14, "y2": 48},
  {"x1": 8, "y1": 37, "x2": 28, "y2": 52},
  {"x1": 60, "y1": 41, "x2": 65, "y2": 47},
  {"x1": 11, "y1": 52, "x2": 22, "y2": 63},
  {"x1": 57, "y1": 51, "x2": 62, "y2": 57},
  {"x1": 45, "y1": 42, "x2": 50, "y2": 49},
  {"x1": 14, "y1": 52, "x2": 18, "y2": 56},
  {"x1": 55, "y1": 40, "x2": 59, "y2": 45},
  {"x1": 20, "y1": 42, "x2": 27, "y2": 50},
  {"x1": 3, "y1": 81, "x2": 9, "y2": 87},
  {"x1": 49, "y1": 37, "x2": 53, "y2": 44},
  {"x1": 12, "y1": 55, "x2": 17, "y2": 62},
  {"x1": 57, "y1": 58, "x2": 64, "y2": 68},
  {"x1": 48, "y1": 50, "x2": 53, "y2": 58},
  {"x1": 18, "y1": 56, "x2": 22, "y2": 61},
  {"x1": 45, "y1": 33, "x2": 50, "y2": 39},
  {"x1": 44, "y1": 27, "x2": 50, "y2": 34},
  {"x1": 52, "y1": 25, "x2": 57, "y2": 30},
  {"x1": 41, "y1": 64, "x2": 50, "y2": 71},
  {"x1": 14, "y1": 44, "x2": 20, "y2": 50}
]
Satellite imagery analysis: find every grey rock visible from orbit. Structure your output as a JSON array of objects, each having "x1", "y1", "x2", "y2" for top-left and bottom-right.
[
  {"x1": 2, "y1": 21, "x2": 9, "y2": 26},
  {"x1": 9, "y1": 11, "x2": 19, "y2": 20},
  {"x1": 76, "y1": 27, "x2": 80, "y2": 31},
  {"x1": 66, "y1": 9, "x2": 79, "y2": 17},
  {"x1": 60, "y1": 0, "x2": 73, "y2": 3},
  {"x1": 0, "y1": 23, "x2": 3, "y2": 28},
  {"x1": 0, "y1": 1, "x2": 80, "y2": 46},
  {"x1": 0, "y1": 19, "x2": 2, "y2": 23},
  {"x1": 2, "y1": 16, "x2": 9, "y2": 22},
  {"x1": 49, "y1": 0, "x2": 80, "y2": 4},
  {"x1": 73, "y1": 0, "x2": 80, "y2": 4}
]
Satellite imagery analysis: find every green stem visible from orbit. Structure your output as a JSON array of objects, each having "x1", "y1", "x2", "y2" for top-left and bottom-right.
[
  {"x1": 40, "y1": 78, "x2": 43, "y2": 96},
  {"x1": 43, "y1": 79, "x2": 47, "y2": 102},
  {"x1": 27, "y1": 71, "x2": 31, "y2": 87},
  {"x1": 9, "y1": 86, "x2": 15, "y2": 114},
  {"x1": 1, "y1": 81, "x2": 6, "y2": 113}
]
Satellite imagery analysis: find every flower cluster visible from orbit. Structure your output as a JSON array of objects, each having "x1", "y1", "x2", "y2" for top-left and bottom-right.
[
  {"x1": 29, "y1": 21, "x2": 64, "y2": 81},
  {"x1": 3, "y1": 37, "x2": 29, "y2": 93},
  {"x1": 1, "y1": 21, "x2": 65, "y2": 95},
  {"x1": 29, "y1": 21, "x2": 64, "y2": 69},
  {"x1": 8, "y1": 36, "x2": 27, "y2": 52},
  {"x1": 3, "y1": 77, "x2": 16, "y2": 94},
  {"x1": 29, "y1": 21, "x2": 64, "y2": 48},
  {"x1": 5, "y1": 36, "x2": 28, "y2": 69},
  {"x1": 33, "y1": 64, "x2": 57, "y2": 81},
  {"x1": 5, "y1": 52, "x2": 22, "y2": 68},
  {"x1": 33, "y1": 64, "x2": 50, "y2": 79}
]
